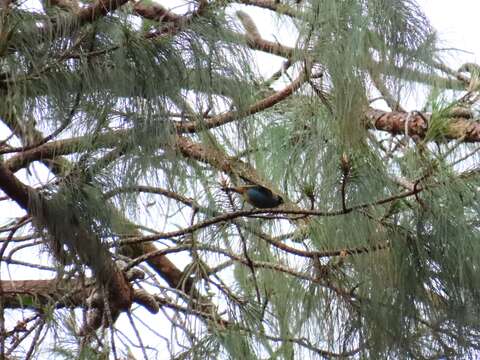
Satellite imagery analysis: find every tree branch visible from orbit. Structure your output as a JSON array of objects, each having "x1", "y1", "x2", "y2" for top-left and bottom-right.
[
  {"x1": 365, "y1": 107, "x2": 480, "y2": 142},
  {"x1": 77, "y1": 0, "x2": 130, "y2": 24}
]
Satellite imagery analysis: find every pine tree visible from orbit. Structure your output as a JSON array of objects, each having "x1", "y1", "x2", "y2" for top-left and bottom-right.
[{"x1": 1, "y1": 0, "x2": 479, "y2": 358}]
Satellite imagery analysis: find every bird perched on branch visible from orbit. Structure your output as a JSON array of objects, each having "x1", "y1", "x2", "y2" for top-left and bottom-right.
[{"x1": 223, "y1": 185, "x2": 284, "y2": 208}]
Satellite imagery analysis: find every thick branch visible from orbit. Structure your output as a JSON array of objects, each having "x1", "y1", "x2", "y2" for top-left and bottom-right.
[
  {"x1": 0, "y1": 163, "x2": 32, "y2": 210},
  {"x1": 134, "y1": 0, "x2": 208, "y2": 37},
  {"x1": 0, "y1": 279, "x2": 86, "y2": 309},
  {"x1": 77, "y1": 0, "x2": 129, "y2": 24},
  {"x1": 235, "y1": 0, "x2": 299, "y2": 18},
  {"x1": 176, "y1": 74, "x2": 304, "y2": 133},
  {"x1": 5, "y1": 132, "x2": 124, "y2": 172},
  {"x1": 133, "y1": 2, "x2": 184, "y2": 24},
  {"x1": 0, "y1": 278, "x2": 155, "y2": 313},
  {"x1": 365, "y1": 108, "x2": 480, "y2": 142}
]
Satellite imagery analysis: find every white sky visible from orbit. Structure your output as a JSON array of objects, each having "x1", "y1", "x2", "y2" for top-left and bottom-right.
[
  {"x1": 2, "y1": 1, "x2": 480, "y2": 357},
  {"x1": 418, "y1": 0, "x2": 480, "y2": 68}
]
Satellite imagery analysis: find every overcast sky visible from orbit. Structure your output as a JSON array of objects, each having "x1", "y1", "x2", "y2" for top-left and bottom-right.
[{"x1": 418, "y1": 0, "x2": 479, "y2": 67}]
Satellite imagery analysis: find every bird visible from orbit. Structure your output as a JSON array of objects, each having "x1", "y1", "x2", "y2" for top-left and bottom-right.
[{"x1": 222, "y1": 185, "x2": 284, "y2": 208}]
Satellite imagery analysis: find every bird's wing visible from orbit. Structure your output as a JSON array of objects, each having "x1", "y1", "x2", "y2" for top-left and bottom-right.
[{"x1": 252, "y1": 185, "x2": 274, "y2": 197}]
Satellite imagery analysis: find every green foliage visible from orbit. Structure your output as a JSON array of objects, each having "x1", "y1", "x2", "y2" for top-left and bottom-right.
[
  {"x1": 49, "y1": 312, "x2": 110, "y2": 359},
  {"x1": 2, "y1": 0, "x2": 480, "y2": 359},
  {"x1": 301, "y1": 0, "x2": 436, "y2": 145}
]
